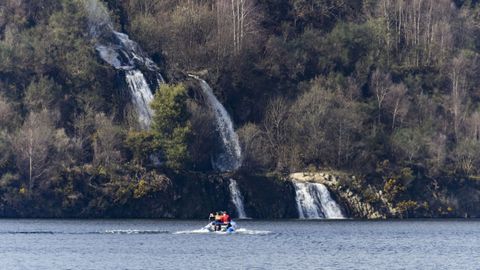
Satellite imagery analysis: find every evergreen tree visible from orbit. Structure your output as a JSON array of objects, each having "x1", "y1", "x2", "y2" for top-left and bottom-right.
[{"x1": 151, "y1": 84, "x2": 191, "y2": 170}]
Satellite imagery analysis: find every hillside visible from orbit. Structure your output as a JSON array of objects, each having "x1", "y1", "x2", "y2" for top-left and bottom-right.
[{"x1": 1, "y1": 0, "x2": 480, "y2": 218}]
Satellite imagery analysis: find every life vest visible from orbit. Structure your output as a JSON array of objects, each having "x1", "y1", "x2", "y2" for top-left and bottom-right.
[{"x1": 223, "y1": 214, "x2": 230, "y2": 223}]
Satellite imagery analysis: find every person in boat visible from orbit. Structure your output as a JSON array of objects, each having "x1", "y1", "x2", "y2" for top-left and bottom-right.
[
  {"x1": 214, "y1": 212, "x2": 223, "y2": 231},
  {"x1": 209, "y1": 212, "x2": 215, "y2": 221},
  {"x1": 222, "y1": 211, "x2": 232, "y2": 228}
]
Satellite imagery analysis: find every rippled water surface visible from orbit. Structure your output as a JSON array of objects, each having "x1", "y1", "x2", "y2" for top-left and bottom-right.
[{"x1": 0, "y1": 219, "x2": 479, "y2": 269}]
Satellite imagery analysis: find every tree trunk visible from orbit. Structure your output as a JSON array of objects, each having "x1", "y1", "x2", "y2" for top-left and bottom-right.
[{"x1": 28, "y1": 127, "x2": 33, "y2": 194}]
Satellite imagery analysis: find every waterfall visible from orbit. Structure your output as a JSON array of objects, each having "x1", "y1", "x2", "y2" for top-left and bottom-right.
[
  {"x1": 125, "y1": 70, "x2": 155, "y2": 128},
  {"x1": 83, "y1": 0, "x2": 164, "y2": 128},
  {"x1": 293, "y1": 181, "x2": 344, "y2": 219},
  {"x1": 229, "y1": 179, "x2": 248, "y2": 219},
  {"x1": 189, "y1": 75, "x2": 242, "y2": 172}
]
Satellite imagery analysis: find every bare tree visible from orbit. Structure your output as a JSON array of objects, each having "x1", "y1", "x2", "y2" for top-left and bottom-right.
[
  {"x1": 237, "y1": 122, "x2": 270, "y2": 170},
  {"x1": 263, "y1": 97, "x2": 291, "y2": 171},
  {"x1": 466, "y1": 111, "x2": 480, "y2": 142},
  {"x1": 384, "y1": 83, "x2": 409, "y2": 130},
  {"x1": 12, "y1": 109, "x2": 55, "y2": 193},
  {"x1": 288, "y1": 78, "x2": 364, "y2": 169},
  {"x1": 450, "y1": 54, "x2": 469, "y2": 141},
  {"x1": 289, "y1": 79, "x2": 329, "y2": 167},
  {"x1": 165, "y1": 1, "x2": 216, "y2": 69},
  {"x1": 376, "y1": 0, "x2": 453, "y2": 66},
  {"x1": 216, "y1": 0, "x2": 260, "y2": 55},
  {"x1": 371, "y1": 69, "x2": 393, "y2": 126}
]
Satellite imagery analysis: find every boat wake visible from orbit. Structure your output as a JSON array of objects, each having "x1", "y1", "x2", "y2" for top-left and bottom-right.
[
  {"x1": 0, "y1": 230, "x2": 169, "y2": 235},
  {"x1": 1, "y1": 228, "x2": 271, "y2": 235},
  {"x1": 234, "y1": 228, "x2": 272, "y2": 235},
  {"x1": 173, "y1": 228, "x2": 272, "y2": 235},
  {"x1": 105, "y1": 229, "x2": 170, "y2": 234}
]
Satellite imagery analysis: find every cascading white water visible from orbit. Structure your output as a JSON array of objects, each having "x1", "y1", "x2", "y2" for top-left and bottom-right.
[
  {"x1": 189, "y1": 75, "x2": 242, "y2": 172},
  {"x1": 228, "y1": 179, "x2": 248, "y2": 219},
  {"x1": 293, "y1": 182, "x2": 344, "y2": 219},
  {"x1": 125, "y1": 70, "x2": 155, "y2": 127},
  {"x1": 83, "y1": 0, "x2": 164, "y2": 128}
]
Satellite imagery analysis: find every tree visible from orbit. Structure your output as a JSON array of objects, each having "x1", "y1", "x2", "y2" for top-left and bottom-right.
[
  {"x1": 125, "y1": 131, "x2": 158, "y2": 167},
  {"x1": 92, "y1": 113, "x2": 124, "y2": 171},
  {"x1": 71, "y1": 105, "x2": 96, "y2": 164},
  {"x1": 426, "y1": 133, "x2": 447, "y2": 174},
  {"x1": 216, "y1": 0, "x2": 260, "y2": 55},
  {"x1": 0, "y1": 130, "x2": 11, "y2": 170},
  {"x1": 124, "y1": 0, "x2": 166, "y2": 17},
  {"x1": 237, "y1": 122, "x2": 270, "y2": 170},
  {"x1": 291, "y1": 0, "x2": 354, "y2": 31},
  {"x1": 327, "y1": 95, "x2": 364, "y2": 168},
  {"x1": 450, "y1": 55, "x2": 468, "y2": 141},
  {"x1": 52, "y1": 128, "x2": 76, "y2": 171},
  {"x1": 465, "y1": 111, "x2": 480, "y2": 142},
  {"x1": 289, "y1": 81, "x2": 329, "y2": 167},
  {"x1": 0, "y1": 94, "x2": 14, "y2": 130},
  {"x1": 11, "y1": 110, "x2": 55, "y2": 193},
  {"x1": 454, "y1": 139, "x2": 480, "y2": 175},
  {"x1": 370, "y1": 69, "x2": 393, "y2": 127},
  {"x1": 384, "y1": 82, "x2": 409, "y2": 130},
  {"x1": 391, "y1": 127, "x2": 425, "y2": 163},
  {"x1": 262, "y1": 96, "x2": 291, "y2": 171},
  {"x1": 25, "y1": 76, "x2": 61, "y2": 111},
  {"x1": 151, "y1": 83, "x2": 191, "y2": 170},
  {"x1": 374, "y1": 0, "x2": 454, "y2": 66},
  {"x1": 290, "y1": 78, "x2": 364, "y2": 169}
]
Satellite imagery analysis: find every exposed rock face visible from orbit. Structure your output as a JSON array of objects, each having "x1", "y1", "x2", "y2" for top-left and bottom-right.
[
  {"x1": 109, "y1": 172, "x2": 299, "y2": 219},
  {"x1": 120, "y1": 171, "x2": 480, "y2": 219},
  {"x1": 334, "y1": 187, "x2": 386, "y2": 219},
  {"x1": 288, "y1": 171, "x2": 480, "y2": 219},
  {"x1": 237, "y1": 174, "x2": 298, "y2": 218}
]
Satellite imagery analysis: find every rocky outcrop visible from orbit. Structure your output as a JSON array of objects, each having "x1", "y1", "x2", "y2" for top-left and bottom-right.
[
  {"x1": 109, "y1": 172, "x2": 299, "y2": 219},
  {"x1": 288, "y1": 171, "x2": 480, "y2": 219},
  {"x1": 111, "y1": 171, "x2": 389, "y2": 219},
  {"x1": 3, "y1": 168, "x2": 478, "y2": 219},
  {"x1": 235, "y1": 174, "x2": 298, "y2": 218}
]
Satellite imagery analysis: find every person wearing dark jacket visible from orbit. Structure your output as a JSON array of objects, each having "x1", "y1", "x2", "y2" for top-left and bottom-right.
[{"x1": 214, "y1": 212, "x2": 222, "y2": 231}]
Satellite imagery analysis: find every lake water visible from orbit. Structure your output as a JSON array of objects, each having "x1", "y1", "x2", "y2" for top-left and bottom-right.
[{"x1": 0, "y1": 219, "x2": 478, "y2": 269}]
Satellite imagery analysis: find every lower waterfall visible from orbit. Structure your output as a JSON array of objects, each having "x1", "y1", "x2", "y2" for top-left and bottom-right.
[
  {"x1": 228, "y1": 179, "x2": 248, "y2": 219},
  {"x1": 293, "y1": 181, "x2": 344, "y2": 219}
]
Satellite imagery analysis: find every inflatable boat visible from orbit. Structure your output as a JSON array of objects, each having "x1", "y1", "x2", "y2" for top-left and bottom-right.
[{"x1": 205, "y1": 221, "x2": 238, "y2": 233}]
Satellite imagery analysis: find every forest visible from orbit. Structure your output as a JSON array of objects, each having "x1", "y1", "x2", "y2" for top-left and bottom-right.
[{"x1": 0, "y1": 0, "x2": 480, "y2": 217}]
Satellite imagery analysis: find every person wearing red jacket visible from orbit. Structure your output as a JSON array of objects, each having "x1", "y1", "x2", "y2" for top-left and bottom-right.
[
  {"x1": 222, "y1": 212, "x2": 230, "y2": 223},
  {"x1": 222, "y1": 212, "x2": 231, "y2": 228}
]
